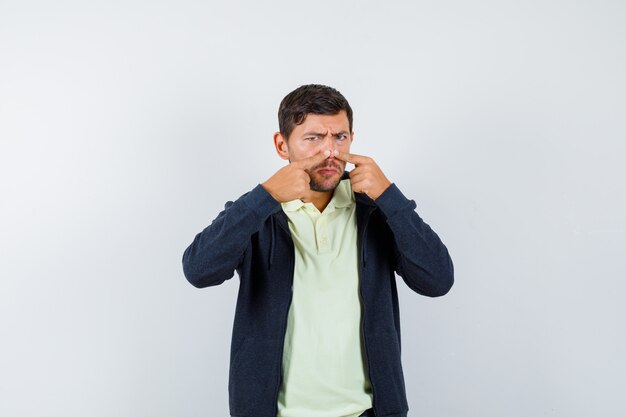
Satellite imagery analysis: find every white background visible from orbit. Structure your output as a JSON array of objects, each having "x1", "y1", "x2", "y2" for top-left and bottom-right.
[{"x1": 1, "y1": 0, "x2": 625, "y2": 416}]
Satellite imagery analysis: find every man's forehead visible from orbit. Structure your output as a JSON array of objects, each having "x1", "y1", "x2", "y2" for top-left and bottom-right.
[{"x1": 298, "y1": 111, "x2": 350, "y2": 132}]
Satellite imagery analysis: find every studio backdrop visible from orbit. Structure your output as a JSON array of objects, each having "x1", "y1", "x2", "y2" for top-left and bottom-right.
[{"x1": 1, "y1": 1, "x2": 624, "y2": 416}]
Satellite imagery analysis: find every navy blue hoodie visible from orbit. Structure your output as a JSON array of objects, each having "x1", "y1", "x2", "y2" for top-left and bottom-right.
[{"x1": 182, "y1": 174, "x2": 454, "y2": 417}]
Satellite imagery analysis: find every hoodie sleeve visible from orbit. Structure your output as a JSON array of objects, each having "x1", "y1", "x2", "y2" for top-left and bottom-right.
[
  {"x1": 374, "y1": 183, "x2": 454, "y2": 297},
  {"x1": 182, "y1": 184, "x2": 282, "y2": 288}
]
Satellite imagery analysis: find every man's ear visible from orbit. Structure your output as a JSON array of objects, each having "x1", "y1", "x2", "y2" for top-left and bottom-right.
[{"x1": 273, "y1": 132, "x2": 290, "y2": 161}]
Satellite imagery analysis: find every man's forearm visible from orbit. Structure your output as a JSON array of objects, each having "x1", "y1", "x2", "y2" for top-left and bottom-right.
[
  {"x1": 375, "y1": 183, "x2": 454, "y2": 297},
  {"x1": 182, "y1": 184, "x2": 281, "y2": 288}
]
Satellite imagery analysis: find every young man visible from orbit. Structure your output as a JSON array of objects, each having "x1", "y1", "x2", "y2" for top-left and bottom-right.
[{"x1": 182, "y1": 84, "x2": 454, "y2": 417}]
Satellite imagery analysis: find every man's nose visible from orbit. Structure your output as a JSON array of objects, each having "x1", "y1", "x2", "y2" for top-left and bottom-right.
[{"x1": 321, "y1": 135, "x2": 337, "y2": 154}]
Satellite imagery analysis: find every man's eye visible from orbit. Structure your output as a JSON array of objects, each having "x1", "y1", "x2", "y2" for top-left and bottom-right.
[
  {"x1": 336, "y1": 135, "x2": 347, "y2": 141},
  {"x1": 305, "y1": 137, "x2": 318, "y2": 141}
]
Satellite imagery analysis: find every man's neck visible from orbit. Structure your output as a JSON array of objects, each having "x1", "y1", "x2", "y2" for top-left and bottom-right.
[{"x1": 308, "y1": 189, "x2": 334, "y2": 212}]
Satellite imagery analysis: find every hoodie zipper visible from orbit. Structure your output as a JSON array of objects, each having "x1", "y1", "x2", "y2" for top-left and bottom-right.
[
  {"x1": 273, "y1": 236, "x2": 295, "y2": 414},
  {"x1": 358, "y1": 207, "x2": 376, "y2": 415}
]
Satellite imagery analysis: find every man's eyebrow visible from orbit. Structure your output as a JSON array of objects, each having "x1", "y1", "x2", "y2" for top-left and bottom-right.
[
  {"x1": 301, "y1": 131, "x2": 326, "y2": 137},
  {"x1": 302, "y1": 130, "x2": 349, "y2": 137}
]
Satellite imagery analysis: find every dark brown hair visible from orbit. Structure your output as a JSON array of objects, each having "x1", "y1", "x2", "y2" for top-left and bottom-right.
[{"x1": 278, "y1": 84, "x2": 353, "y2": 140}]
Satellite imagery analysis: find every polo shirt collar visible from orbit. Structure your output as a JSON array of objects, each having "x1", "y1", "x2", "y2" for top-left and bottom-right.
[{"x1": 282, "y1": 179, "x2": 354, "y2": 213}]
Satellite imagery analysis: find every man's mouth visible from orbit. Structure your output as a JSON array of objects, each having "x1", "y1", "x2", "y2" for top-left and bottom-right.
[
  {"x1": 317, "y1": 168, "x2": 339, "y2": 174},
  {"x1": 316, "y1": 166, "x2": 340, "y2": 175}
]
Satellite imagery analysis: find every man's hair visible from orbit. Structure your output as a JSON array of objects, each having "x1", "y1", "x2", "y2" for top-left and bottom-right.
[{"x1": 278, "y1": 84, "x2": 353, "y2": 140}]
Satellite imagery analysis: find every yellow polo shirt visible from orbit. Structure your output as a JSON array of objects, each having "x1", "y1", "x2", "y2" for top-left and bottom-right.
[{"x1": 277, "y1": 179, "x2": 373, "y2": 417}]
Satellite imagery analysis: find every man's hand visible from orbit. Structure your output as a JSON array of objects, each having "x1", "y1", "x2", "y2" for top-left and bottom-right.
[
  {"x1": 262, "y1": 150, "x2": 331, "y2": 203},
  {"x1": 336, "y1": 152, "x2": 392, "y2": 200}
]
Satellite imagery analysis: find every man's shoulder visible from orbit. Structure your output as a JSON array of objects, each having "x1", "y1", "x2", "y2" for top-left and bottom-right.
[{"x1": 223, "y1": 184, "x2": 283, "y2": 217}]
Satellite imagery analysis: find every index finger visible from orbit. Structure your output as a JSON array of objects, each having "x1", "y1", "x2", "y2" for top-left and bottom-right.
[
  {"x1": 294, "y1": 149, "x2": 331, "y2": 169},
  {"x1": 335, "y1": 152, "x2": 370, "y2": 165}
]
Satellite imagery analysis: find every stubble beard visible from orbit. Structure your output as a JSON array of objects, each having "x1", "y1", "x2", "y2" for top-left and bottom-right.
[{"x1": 306, "y1": 160, "x2": 345, "y2": 192}]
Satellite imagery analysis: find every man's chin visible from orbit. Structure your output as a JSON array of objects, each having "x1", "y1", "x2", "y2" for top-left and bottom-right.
[{"x1": 309, "y1": 173, "x2": 342, "y2": 192}]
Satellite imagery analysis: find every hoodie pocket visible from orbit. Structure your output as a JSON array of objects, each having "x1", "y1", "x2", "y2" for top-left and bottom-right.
[
  {"x1": 367, "y1": 331, "x2": 409, "y2": 414},
  {"x1": 228, "y1": 338, "x2": 282, "y2": 416}
]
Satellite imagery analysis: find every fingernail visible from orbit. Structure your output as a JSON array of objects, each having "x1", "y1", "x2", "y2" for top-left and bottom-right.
[{"x1": 324, "y1": 150, "x2": 331, "y2": 157}]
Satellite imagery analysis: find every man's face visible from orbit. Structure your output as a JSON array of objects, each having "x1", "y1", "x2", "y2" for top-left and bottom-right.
[{"x1": 276, "y1": 110, "x2": 353, "y2": 192}]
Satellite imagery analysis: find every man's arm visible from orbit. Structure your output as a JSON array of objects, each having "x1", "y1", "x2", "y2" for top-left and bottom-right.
[
  {"x1": 181, "y1": 185, "x2": 280, "y2": 288},
  {"x1": 182, "y1": 150, "x2": 332, "y2": 288},
  {"x1": 336, "y1": 152, "x2": 454, "y2": 297},
  {"x1": 375, "y1": 183, "x2": 454, "y2": 297}
]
